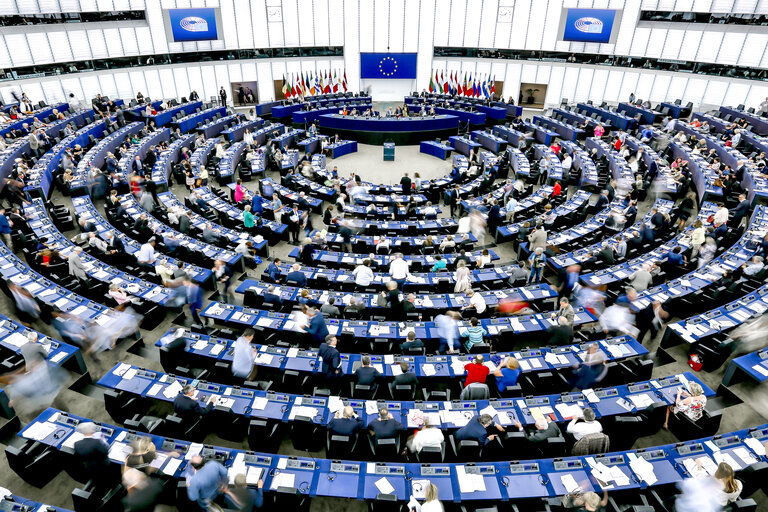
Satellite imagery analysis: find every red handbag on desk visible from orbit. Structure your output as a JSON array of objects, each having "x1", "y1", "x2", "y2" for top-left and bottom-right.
[{"x1": 688, "y1": 353, "x2": 703, "y2": 371}]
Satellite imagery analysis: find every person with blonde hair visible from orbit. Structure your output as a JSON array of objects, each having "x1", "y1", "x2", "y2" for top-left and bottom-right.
[
  {"x1": 664, "y1": 381, "x2": 706, "y2": 429},
  {"x1": 422, "y1": 482, "x2": 443, "y2": 512},
  {"x1": 492, "y1": 357, "x2": 520, "y2": 393},
  {"x1": 453, "y1": 260, "x2": 471, "y2": 293}
]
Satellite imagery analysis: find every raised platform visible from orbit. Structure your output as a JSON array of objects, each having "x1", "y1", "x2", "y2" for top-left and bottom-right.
[{"x1": 316, "y1": 113, "x2": 460, "y2": 145}]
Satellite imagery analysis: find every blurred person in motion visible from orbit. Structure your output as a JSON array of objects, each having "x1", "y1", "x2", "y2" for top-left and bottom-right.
[
  {"x1": 122, "y1": 468, "x2": 163, "y2": 512},
  {"x1": 1, "y1": 331, "x2": 66, "y2": 417},
  {"x1": 185, "y1": 455, "x2": 228, "y2": 511},
  {"x1": 729, "y1": 313, "x2": 768, "y2": 355},
  {"x1": 569, "y1": 343, "x2": 607, "y2": 390},
  {"x1": 674, "y1": 471, "x2": 726, "y2": 512},
  {"x1": 562, "y1": 490, "x2": 608, "y2": 511},
  {"x1": 87, "y1": 304, "x2": 142, "y2": 355},
  {"x1": 224, "y1": 473, "x2": 264, "y2": 511},
  {"x1": 8, "y1": 282, "x2": 41, "y2": 327},
  {"x1": 469, "y1": 209, "x2": 487, "y2": 245}
]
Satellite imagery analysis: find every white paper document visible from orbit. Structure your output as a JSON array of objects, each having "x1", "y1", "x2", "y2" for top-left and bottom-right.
[
  {"x1": 456, "y1": 466, "x2": 486, "y2": 493},
  {"x1": 374, "y1": 477, "x2": 395, "y2": 494},
  {"x1": 271, "y1": 472, "x2": 296, "y2": 490}
]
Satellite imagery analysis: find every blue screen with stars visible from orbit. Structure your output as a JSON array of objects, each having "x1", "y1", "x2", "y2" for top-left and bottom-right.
[{"x1": 360, "y1": 53, "x2": 418, "y2": 79}]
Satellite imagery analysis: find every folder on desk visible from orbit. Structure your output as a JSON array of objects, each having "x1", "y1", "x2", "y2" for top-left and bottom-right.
[{"x1": 456, "y1": 466, "x2": 486, "y2": 493}]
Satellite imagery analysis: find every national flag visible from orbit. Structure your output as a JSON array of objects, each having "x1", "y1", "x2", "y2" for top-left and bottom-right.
[
  {"x1": 324, "y1": 71, "x2": 331, "y2": 94},
  {"x1": 314, "y1": 73, "x2": 320, "y2": 95},
  {"x1": 442, "y1": 71, "x2": 449, "y2": 94},
  {"x1": 491, "y1": 76, "x2": 496, "y2": 97},
  {"x1": 318, "y1": 72, "x2": 324, "y2": 95},
  {"x1": 300, "y1": 73, "x2": 306, "y2": 96},
  {"x1": 283, "y1": 75, "x2": 291, "y2": 98},
  {"x1": 293, "y1": 73, "x2": 300, "y2": 97},
  {"x1": 450, "y1": 71, "x2": 456, "y2": 94},
  {"x1": 429, "y1": 70, "x2": 436, "y2": 93},
  {"x1": 472, "y1": 79, "x2": 478, "y2": 97},
  {"x1": 461, "y1": 73, "x2": 466, "y2": 96},
  {"x1": 332, "y1": 70, "x2": 339, "y2": 93},
  {"x1": 343, "y1": 71, "x2": 348, "y2": 92}
]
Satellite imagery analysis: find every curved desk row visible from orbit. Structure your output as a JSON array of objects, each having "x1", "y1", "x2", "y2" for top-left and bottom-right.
[
  {"x1": 72, "y1": 196, "x2": 212, "y2": 286},
  {"x1": 70, "y1": 121, "x2": 144, "y2": 192},
  {"x1": 236, "y1": 278, "x2": 555, "y2": 314},
  {"x1": 289, "y1": 247, "x2": 499, "y2": 272},
  {"x1": 21, "y1": 407, "x2": 761, "y2": 502},
  {"x1": 192, "y1": 187, "x2": 287, "y2": 244},
  {"x1": 265, "y1": 263, "x2": 526, "y2": 291},
  {"x1": 549, "y1": 198, "x2": 675, "y2": 271},
  {"x1": 202, "y1": 302, "x2": 600, "y2": 347},
  {"x1": 150, "y1": 133, "x2": 197, "y2": 190},
  {"x1": 100, "y1": 361, "x2": 709, "y2": 443},
  {"x1": 221, "y1": 118, "x2": 265, "y2": 142},
  {"x1": 560, "y1": 140, "x2": 598, "y2": 187}
]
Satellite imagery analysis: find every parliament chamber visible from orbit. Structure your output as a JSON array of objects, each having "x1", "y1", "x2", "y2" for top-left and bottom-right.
[{"x1": 1, "y1": 2, "x2": 768, "y2": 512}]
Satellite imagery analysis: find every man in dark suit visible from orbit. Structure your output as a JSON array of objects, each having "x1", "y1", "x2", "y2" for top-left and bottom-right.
[
  {"x1": 455, "y1": 414, "x2": 505, "y2": 445},
  {"x1": 393, "y1": 362, "x2": 418, "y2": 386},
  {"x1": 513, "y1": 418, "x2": 561, "y2": 442},
  {"x1": 173, "y1": 384, "x2": 214, "y2": 423},
  {"x1": 730, "y1": 193, "x2": 750, "y2": 228},
  {"x1": 103, "y1": 230, "x2": 124, "y2": 261},
  {"x1": 399, "y1": 331, "x2": 424, "y2": 352},
  {"x1": 318, "y1": 334, "x2": 341, "y2": 385},
  {"x1": 178, "y1": 211, "x2": 190, "y2": 234},
  {"x1": 263, "y1": 285, "x2": 284, "y2": 308},
  {"x1": 400, "y1": 173, "x2": 412, "y2": 195},
  {"x1": 73, "y1": 422, "x2": 111, "y2": 487},
  {"x1": 286, "y1": 263, "x2": 307, "y2": 286},
  {"x1": 328, "y1": 406, "x2": 364, "y2": 436},
  {"x1": 594, "y1": 190, "x2": 609, "y2": 212},
  {"x1": 354, "y1": 356, "x2": 380, "y2": 386},
  {"x1": 368, "y1": 407, "x2": 403, "y2": 441}
]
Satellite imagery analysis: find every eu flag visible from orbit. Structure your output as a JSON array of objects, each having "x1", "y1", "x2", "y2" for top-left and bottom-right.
[{"x1": 360, "y1": 53, "x2": 418, "y2": 79}]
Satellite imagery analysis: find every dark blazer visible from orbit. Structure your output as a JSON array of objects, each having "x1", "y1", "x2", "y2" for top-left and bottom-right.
[
  {"x1": 525, "y1": 422, "x2": 561, "y2": 442},
  {"x1": 393, "y1": 372, "x2": 418, "y2": 387},
  {"x1": 286, "y1": 270, "x2": 307, "y2": 286},
  {"x1": 108, "y1": 236, "x2": 125, "y2": 253},
  {"x1": 368, "y1": 418, "x2": 403, "y2": 441},
  {"x1": 328, "y1": 416, "x2": 364, "y2": 436},
  {"x1": 74, "y1": 437, "x2": 109, "y2": 473},
  {"x1": 354, "y1": 366, "x2": 380, "y2": 386},
  {"x1": 318, "y1": 342, "x2": 341, "y2": 378},
  {"x1": 173, "y1": 394, "x2": 212, "y2": 422},
  {"x1": 732, "y1": 200, "x2": 750, "y2": 220},
  {"x1": 547, "y1": 324, "x2": 573, "y2": 345},
  {"x1": 455, "y1": 416, "x2": 492, "y2": 445}
]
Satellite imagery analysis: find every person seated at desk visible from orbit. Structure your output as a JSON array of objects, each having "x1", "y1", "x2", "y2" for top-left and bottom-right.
[
  {"x1": 664, "y1": 381, "x2": 706, "y2": 429},
  {"x1": 463, "y1": 289, "x2": 487, "y2": 316},
  {"x1": 455, "y1": 413, "x2": 506, "y2": 447},
  {"x1": 407, "y1": 417, "x2": 444, "y2": 454},
  {"x1": 328, "y1": 405, "x2": 364, "y2": 436},
  {"x1": 354, "y1": 356, "x2": 381, "y2": 386},
  {"x1": 743, "y1": 255, "x2": 765, "y2": 277},
  {"x1": 463, "y1": 354, "x2": 489, "y2": 386},
  {"x1": 462, "y1": 317, "x2": 487, "y2": 352},
  {"x1": 566, "y1": 407, "x2": 602, "y2": 441},
  {"x1": 393, "y1": 362, "x2": 418, "y2": 387},
  {"x1": 174, "y1": 384, "x2": 215, "y2": 423},
  {"x1": 659, "y1": 246, "x2": 687, "y2": 271},
  {"x1": 563, "y1": 490, "x2": 609, "y2": 512},
  {"x1": 286, "y1": 263, "x2": 307, "y2": 287},
  {"x1": 400, "y1": 331, "x2": 424, "y2": 352},
  {"x1": 513, "y1": 418, "x2": 561, "y2": 443},
  {"x1": 321, "y1": 297, "x2": 341, "y2": 317},
  {"x1": 368, "y1": 407, "x2": 403, "y2": 442},
  {"x1": 493, "y1": 357, "x2": 521, "y2": 393}
]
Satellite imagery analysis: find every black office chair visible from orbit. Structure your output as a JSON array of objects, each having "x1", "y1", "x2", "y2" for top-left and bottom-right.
[
  {"x1": 389, "y1": 383, "x2": 416, "y2": 400},
  {"x1": 247, "y1": 419, "x2": 282, "y2": 453},
  {"x1": 368, "y1": 493, "x2": 403, "y2": 512},
  {"x1": 351, "y1": 383, "x2": 377, "y2": 399},
  {"x1": 291, "y1": 415, "x2": 323, "y2": 451},
  {"x1": 415, "y1": 443, "x2": 445, "y2": 462},
  {"x1": 449, "y1": 435, "x2": 482, "y2": 461},
  {"x1": 369, "y1": 437, "x2": 401, "y2": 460}
]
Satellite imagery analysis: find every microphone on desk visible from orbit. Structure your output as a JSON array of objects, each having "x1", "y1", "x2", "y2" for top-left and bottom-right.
[{"x1": 538, "y1": 474, "x2": 549, "y2": 486}]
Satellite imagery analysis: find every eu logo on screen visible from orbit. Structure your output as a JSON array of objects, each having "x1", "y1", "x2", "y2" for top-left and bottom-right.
[
  {"x1": 562, "y1": 8, "x2": 616, "y2": 43},
  {"x1": 360, "y1": 53, "x2": 418, "y2": 79},
  {"x1": 168, "y1": 8, "x2": 219, "y2": 42}
]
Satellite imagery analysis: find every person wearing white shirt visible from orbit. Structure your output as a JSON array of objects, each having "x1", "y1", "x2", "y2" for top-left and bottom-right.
[
  {"x1": 713, "y1": 204, "x2": 729, "y2": 225},
  {"x1": 464, "y1": 289, "x2": 487, "y2": 315},
  {"x1": 410, "y1": 483, "x2": 444, "y2": 512},
  {"x1": 137, "y1": 238, "x2": 157, "y2": 266},
  {"x1": 561, "y1": 153, "x2": 572, "y2": 172},
  {"x1": 664, "y1": 117, "x2": 676, "y2": 132},
  {"x1": 243, "y1": 130, "x2": 254, "y2": 146},
  {"x1": 422, "y1": 202, "x2": 437, "y2": 217},
  {"x1": 352, "y1": 260, "x2": 374, "y2": 288},
  {"x1": 566, "y1": 408, "x2": 602, "y2": 441},
  {"x1": 408, "y1": 420, "x2": 444, "y2": 453},
  {"x1": 389, "y1": 253, "x2": 410, "y2": 288}
]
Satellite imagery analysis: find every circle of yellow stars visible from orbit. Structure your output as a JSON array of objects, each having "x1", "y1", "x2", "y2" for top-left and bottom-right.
[{"x1": 378, "y1": 56, "x2": 399, "y2": 77}]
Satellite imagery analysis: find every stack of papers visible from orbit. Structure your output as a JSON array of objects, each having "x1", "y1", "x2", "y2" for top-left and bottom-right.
[
  {"x1": 555, "y1": 403, "x2": 583, "y2": 419},
  {"x1": 289, "y1": 405, "x2": 318, "y2": 420},
  {"x1": 583, "y1": 389, "x2": 600, "y2": 403},
  {"x1": 744, "y1": 437, "x2": 766, "y2": 456},
  {"x1": 108, "y1": 441, "x2": 133, "y2": 462},
  {"x1": 271, "y1": 472, "x2": 296, "y2": 490},
  {"x1": 628, "y1": 454, "x2": 657, "y2": 485},
  {"x1": 161, "y1": 458, "x2": 182, "y2": 476},
  {"x1": 456, "y1": 466, "x2": 486, "y2": 493},
  {"x1": 62, "y1": 432, "x2": 85, "y2": 450},
  {"x1": 163, "y1": 380, "x2": 183, "y2": 399},
  {"x1": 23, "y1": 422, "x2": 57, "y2": 441},
  {"x1": 713, "y1": 451, "x2": 743, "y2": 470},
  {"x1": 560, "y1": 474, "x2": 580, "y2": 493},
  {"x1": 422, "y1": 364, "x2": 436, "y2": 376},
  {"x1": 628, "y1": 393, "x2": 655, "y2": 409}
]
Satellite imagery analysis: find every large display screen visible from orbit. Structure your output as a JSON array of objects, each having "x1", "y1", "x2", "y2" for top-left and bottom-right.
[
  {"x1": 166, "y1": 8, "x2": 220, "y2": 42},
  {"x1": 561, "y1": 8, "x2": 619, "y2": 43},
  {"x1": 360, "y1": 53, "x2": 418, "y2": 79}
]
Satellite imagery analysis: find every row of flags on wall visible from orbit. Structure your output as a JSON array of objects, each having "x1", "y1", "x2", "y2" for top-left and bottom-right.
[
  {"x1": 281, "y1": 70, "x2": 348, "y2": 97},
  {"x1": 429, "y1": 70, "x2": 496, "y2": 98}
]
